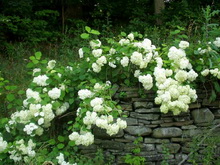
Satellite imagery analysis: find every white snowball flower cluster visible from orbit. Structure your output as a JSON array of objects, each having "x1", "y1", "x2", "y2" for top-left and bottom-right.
[
  {"x1": 33, "y1": 75, "x2": 49, "y2": 86},
  {"x1": 69, "y1": 131, "x2": 94, "y2": 146},
  {"x1": 70, "y1": 83, "x2": 127, "y2": 146},
  {"x1": 138, "y1": 74, "x2": 153, "y2": 90},
  {"x1": 90, "y1": 39, "x2": 101, "y2": 49},
  {"x1": 0, "y1": 136, "x2": 7, "y2": 152},
  {"x1": 78, "y1": 48, "x2": 84, "y2": 58},
  {"x1": 32, "y1": 68, "x2": 41, "y2": 76},
  {"x1": 23, "y1": 123, "x2": 38, "y2": 135},
  {"x1": 127, "y1": 33, "x2": 134, "y2": 41},
  {"x1": 92, "y1": 49, "x2": 102, "y2": 58},
  {"x1": 119, "y1": 38, "x2": 130, "y2": 45},
  {"x1": 201, "y1": 68, "x2": 220, "y2": 79},
  {"x1": 47, "y1": 60, "x2": 56, "y2": 70},
  {"x1": 48, "y1": 87, "x2": 61, "y2": 100},
  {"x1": 213, "y1": 37, "x2": 220, "y2": 47},
  {"x1": 9, "y1": 139, "x2": 36, "y2": 163},
  {"x1": 120, "y1": 57, "x2": 129, "y2": 67},
  {"x1": 56, "y1": 153, "x2": 77, "y2": 165},
  {"x1": 154, "y1": 43, "x2": 198, "y2": 115},
  {"x1": 26, "y1": 88, "x2": 41, "y2": 103},
  {"x1": 96, "y1": 56, "x2": 107, "y2": 66},
  {"x1": 78, "y1": 89, "x2": 93, "y2": 100},
  {"x1": 179, "y1": 41, "x2": 189, "y2": 49}
]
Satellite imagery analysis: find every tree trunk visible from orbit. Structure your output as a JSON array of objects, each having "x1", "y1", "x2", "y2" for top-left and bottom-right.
[{"x1": 154, "y1": 0, "x2": 165, "y2": 25}]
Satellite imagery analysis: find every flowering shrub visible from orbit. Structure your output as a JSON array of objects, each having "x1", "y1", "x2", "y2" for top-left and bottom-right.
[{"x1": 0, "y1": 28, "x2": 219, "y2": 164}]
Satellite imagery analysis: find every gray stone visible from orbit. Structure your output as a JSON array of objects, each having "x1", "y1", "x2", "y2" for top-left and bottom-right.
[
  {"x1": 213, "y1": 109, "x2": 220, "y2": 118},
  {"x1": 142, "y1": 144, "x2": 155, "y2": 151},
  {"x1": 122, "y1": 117, "x2": 138, "y2": 126},
  {"x1": 151, "y1": 120, "x2": 164, "y2": 124},
  {"x1": 124, "y1": 134, "x2": 137, "y2": 141},
  {"x1": 213, "y1": 119, "x2": 220, "y2": 124},
  {"x1": 161, "y1": 118, "x2": 174, "y2": 123},
  {"x1": 135, "y1": 108, "x2": 161, "y2": 113},
  {"x1": 144, "y1": 124, "x2": 158, "y2": 128},
  {"x1": 189, "y1": 103, "x2": 201, "y2": 109},
  {"x1": 125, "y1": 126, "x2": 152, "y2": 136},
  {"x1": 191, "y1": 108, "x2": 214, "y2": 124},
  {"x1": 182, "y1": 129, "x2": 203, "y2": 137},
  {"x1": 156, "y1": 143, "x2": 181, "y2": 154},
  {"x1": 144, "y1": 138, "x2": 170, "y2": 144},
  {"x1": 137, "y1": 114, "x2": 160, "y2": 120},
  {"x1": 134, "y1": 102, "x2": 154, "y2": 109},
  {"x1": 152, "y1": 127, "x2": 182, "y2": 138},
  {"x1": 160, "y1": 120, "x2": 193, "y2": 127},
  {"x1": 181, "y1": 125, "x2": 197, "y2": 129},
  {"x1": 137, "y1": 119, "x2": 150, "y2": 124},
  {"x1": 93, "y1": 127, "x2": 124, "y2": 139},
  {"x1": 174, "y1": 116, "x2": 190, "y2": 122},
  {"x1": 175, "y1": 153, "x2": 188, "y2": 160},
  {"x1": 99, "y1": 140, "x2": 125, "y2": 150}
]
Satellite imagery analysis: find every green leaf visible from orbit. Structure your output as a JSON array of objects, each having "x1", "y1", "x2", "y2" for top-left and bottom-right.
[
  {"x1": 35, "y1": 52, "x2": 42, "y2": 60},
  {"x1": 120, "y1": 32, "x2": 126, "y2": 36},
  {"x1": 57, "y1": 143, "x2": 65, "y2": 149},
  {"x1": 32, "y1": 59, "x2": 39, "y2": 64},
  {"x1": 27, "y1": 62, "x2": 34, "y2": 68},
  {"x1": 80, "y1": 33, "x2": 90, "y2": 39},
  {"x1": 58, "y1": 136, "x2": 65, "y2": 142},
  {"x1": 68, "y1": 141, "x2": 75, "y2": 147},
  {"x1": 29, "y1": 56, "x2": 35, "y2": 61},
  {"x1": 90, "y1": 29, "x2": 100, "y2": 35},
  {"x1": 18, "y1": 90, "x2": 25, "y2": 95},
  {"x1": 6, "y1": 94, "x2": 15, "y2": 102},
  {"x1": 48, "y1": 139, "x2": 56, "y2": 145},
  {"x1": 85, "y1": 26, "x2": 91, "y2": 33}
]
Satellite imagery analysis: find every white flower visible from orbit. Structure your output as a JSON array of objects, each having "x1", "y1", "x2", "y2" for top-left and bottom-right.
[
  {"x1": 175, "y1": 70, "x2": 188, "y2": 82},
  {"x1": 33, "y1": 75, "x2": 49, "y2": 86},
  {"x1": 23, "y1": 123, "x2": 38, "y2": 135},
  {"x1": 187, "y1": 69, "x2": 198, "y2": 81},
  {"x1": 92, "y1": 49, "x2": 102, "y2": 58},
  {"x1": 201, "y1": 69, "x2": 209, "y2": 76},
  {"x1": 96, "y1": 56, "x2": 107, "y2": 66},
  {"x1": 117, "y1": 118, "x2": 127, "y2": 129},
  {"x1": 108, "y1": 61, "x2": 116, "y2": 68},
  {"x1": 179, "y1": 41, "x2": 189, "y2": 49},
  {"x1": 119, "y1": 39, "x2": 130, "y2": 45},
  {"x1": 78, "y1": 48, "x2": 84, "y2": 58},
  {"x1": 179, "y1": 58, "x2": 189, "y2": 69},
  {"x1": 213, "y1": 37, "x2": 220, "y2": 47},
  {"x1": 134, "y1": 70, "x2": 141, "y2": 78},
  {"x1": 0, "y1": 137, "x2": 7, "y2": 152},
  {"x1": 90, "y1": 97, "x2": 103, "y2": 107},
  {"x1": 47, "y1": 60, "x2": 56, "y2": 70},
  {"x1": 78, "y1": 89, "x2": 93, "y2": 100},
  {"x1": 120, "y1": 57, "x2": 129, "y2": 67},
  {"x1": 90, "y1": 39, "x2": 101, "y2": 49},
  {"x1": 106, "y1": 124, "x2": 119, "y2": 136},
  {"x1": 127, "y1": 33, "x2": 134, "y2": 41},
  {"x1": 109, "y1": 48, "x2": 116, "y2": 54},
  {"x1": 38, "y1": 118, "x2": 44, "y2": 125},
  {"x1": 32, "y1": 68, "x2": 41, "y2": 76},
  {"x1": 92, "y1": 63, "x2": 101, "y2": 73},
  {"x1": 138, "y1": 74, "x2": 153, "y2": 84},
  {"x1": 130, "y1": 51, "x2": 143, "y2": 66},
  {"x1": 26, "y1": 89, "x2": 41, "y2": 103},
  {"x1": 48, "y1": 88, "x2": 61, "y2": 100}
]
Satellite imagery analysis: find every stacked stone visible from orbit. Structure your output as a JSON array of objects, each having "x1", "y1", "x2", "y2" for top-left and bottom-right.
[{"x1": 79, "y1": 87, "x2": 220, "y2": 165}]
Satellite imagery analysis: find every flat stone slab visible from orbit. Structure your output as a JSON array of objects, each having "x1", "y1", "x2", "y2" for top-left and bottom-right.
[
  {"x1": 191, "y1": 108, "x2": 214, "y2": 124},
  {"x1": 130, "y1": 112, "x2": 160, "y2": 120},
  {"x1": 144, "y1": 138, "x2": 170, "y2": 144},
  {"x1": 156, "y1": 143, "x2": 181, "y2": 154},
  {"x1": 135, "y1": 108, "x2": 161, "y2": 113},
  {"x1": 134, "y1": 102, "x2": 154, "y2": 109},
  {"x1": 125, "y1": 126, "x2": 152, "y2": 136},
  {"x1": 122, "y1": 117, "x2": 138, "y2": 126},
  {"x1": 160, "y1": 120, "x2": 193, "y2": 127},
  {"x1": 152, "y1": 127, "x2": 182, "y2": 138}
]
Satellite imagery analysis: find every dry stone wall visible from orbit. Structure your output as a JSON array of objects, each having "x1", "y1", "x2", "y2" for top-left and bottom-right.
[{"x1": 79, "y1": 87, "x2": 220, "y2": 165}]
